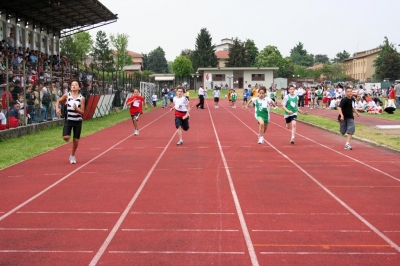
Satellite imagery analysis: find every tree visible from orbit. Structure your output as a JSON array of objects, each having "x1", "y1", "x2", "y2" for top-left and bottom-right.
[
  {"x1": 91, "y1": 30, "x2": 113, "y2": 74},
  {"x1": 245, "y1": 39, "x2": 259, "y2": 66},
  {"x1": 60, "y1": 32, "x2": 93, "y2": 64},
  {"x1": 374, "y1": 36, "x2": 400, "y2": 81},
  {"x1": 146, "y1": 46, "x2": 168, "y2": 73},
  {"x1": 314, "y1": 54, "x2": 330, "y2": 64},
  {"x1": 225, "y1": 38, "x2": 248, "y2": 67},
  {"x1": 172, "y1": 56, "x2": 193, "y2": 80},
  {"x1": 333, "y1": 50, "x2": 350, "y2": 63},
  {"x1": 110, "y1": 33, "x2": 132, "y2": 72},
  {"x1": 142, "y1": 53, "x2": 149, "y2": 70},
  {"x1": 254, "y1": 45, "x2": 294, "y2": 78},
  {"x1": 192, "y1": 28, "x2": 218, "y2": 71},
  {"x1": 290, "y1": 42, "x2": 314, "y2": 67}
]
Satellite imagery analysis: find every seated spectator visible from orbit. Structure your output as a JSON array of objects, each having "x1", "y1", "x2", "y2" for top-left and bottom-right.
[
  {"x1": 8, "y1": 100, "x2": 19, "y2": 128},
  {"x1": 354, "y1": 96, "x2": 366, "y2": 112},
  {"x1": 329, "y1": 97, "x2": 337, "y2": 110},
  {"x1": 372, "y1": 96, "x2": 383, "y2": 106},
  {"x1": 367, "y1": 100, "x2": 378, "y2": 114},
  {"x1": 1, "y1": 82, "x2": 14, "y2": 114},
  {"x1": 0, "y1": 105, "x2": 6, "y2": 130},
  {"x1": 375, "y1": 101, "x2": 383, "y2": 114}
]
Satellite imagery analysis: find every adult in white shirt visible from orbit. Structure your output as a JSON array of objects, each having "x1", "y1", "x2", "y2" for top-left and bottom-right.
[
  {"x1": 297, "y1": 86, "x2": 305, "y2": 107},
  {"x1": 195, "y1": 85, "x2": 205, "y2": 109}
]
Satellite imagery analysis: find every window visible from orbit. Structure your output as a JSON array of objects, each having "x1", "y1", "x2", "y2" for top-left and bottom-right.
[
  {"x1": 252, "y1": 74, "x2": 265, "y2": 81},
  {"x1": 212, "y1": 74, "x2": 225, "y2": 81}
]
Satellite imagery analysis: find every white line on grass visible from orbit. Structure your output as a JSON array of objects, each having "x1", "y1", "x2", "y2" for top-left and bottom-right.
[
  {"x1": 88, "y1": 132, "x2": 177, "y2": 266},
  {"x1": 207, "y1": 103, "x2": 259, "y2": 266},
  {"x1": 226, "y1": 107, "x2": 400, "y2": 253}
]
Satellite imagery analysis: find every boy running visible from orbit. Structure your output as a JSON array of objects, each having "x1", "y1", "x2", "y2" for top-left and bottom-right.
[
  {"x1": 282, "y1": 84, "x2": 306, "y2": 144},
  {"x1": 245, "y1": 86, "x2": 276, "y2": 144},
  {"x1": 56, "y1": 80, "x2": 85, "y2": 164},
  {"x1": 338, "y1": 86, "x2": 360, "y2": 150},
  {"x1": 126, "y1": 88, "x2": 148, "y2": 136},
  {"x1": 231, "y1": 89, "x2": 237, "y2": 108},
  {"x1": 170, "y1": 87, "x2": 190, "y2": 145}
]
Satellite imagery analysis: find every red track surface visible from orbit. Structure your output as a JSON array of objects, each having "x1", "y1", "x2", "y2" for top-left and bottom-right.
[{"x1": 1, "y1": 98, "x2": 399, "y2": 265}]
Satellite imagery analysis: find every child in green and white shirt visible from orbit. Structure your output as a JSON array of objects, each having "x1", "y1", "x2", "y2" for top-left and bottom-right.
[
  {"x1": 282, "y1": 84, "x2": 306, "y2": 144},
  {"x1": 245, "y1": 86, "x2": 276, "y2": 144},
  {"x1": 231, "y1": 90, "x2": 237, "y2": 109}
]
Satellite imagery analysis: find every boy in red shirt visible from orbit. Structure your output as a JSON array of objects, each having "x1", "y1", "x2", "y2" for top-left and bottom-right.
[{"x1": 126, "y1": 88, "x2": 148, "y2": 135}]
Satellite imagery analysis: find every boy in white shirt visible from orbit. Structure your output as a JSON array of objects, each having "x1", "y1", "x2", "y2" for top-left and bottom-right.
[
  {"x1": 151, "y1": 92, "x2": 158, "y2": 108},
  {"x1": 213, "y1": 88, "x2": 220, "y2": 108},
  {"x1": 170, "y1": 87, "x2": 190, "y2": 145}
]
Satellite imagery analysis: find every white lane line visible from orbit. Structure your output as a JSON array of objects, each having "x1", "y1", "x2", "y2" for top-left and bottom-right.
[
  {"x1": 131, "y1": 212, "x2": 235, "y2": 215},
  {"x1": 260, "y1": 252, "x2": 397, "y2": 255},
  {"x1": 122, "y1": 229, "x2": 239, "y2": 232},
  {"x1": 0, "y1": 111, "x2": 170, "y2": 222},
  {"x1": 361, "y1": 213, "x2": 400, "y2": 216},
  {"x1": 384, "y1": 231, "x2": 400, "y2": 233},
  {"x1": 17, "y1": 211, "x2": 119, "y2": 214},
  {"x1": 207, "y1": 104, "x2": 259, "y2": 266},
  {"x1": 227, "y1": 109, "x2": 400, "y2": 253},
  {"x1": 0, "y1": 250, "x2": 93, "y2": 253},
  {"x1": 109, "y1": 251, "x2": 245, "y2": 255},
  {"x1": 89, "y1": 132, "x2": 177, "y2": 266},
  {"x1": 253, "y1": 230, "x2": 370, "y2": 233},
  {"x1": 247, "y1": 213, "x2": 350, "y2": 215},
  {"x1": 270, "y1": 121, "x2": 400, "y2": 183},
  {"x1": 0, "y1": 228, "x2": 108, "y2": 231},
  {"x1": 7, "y1": 175, "x2": 24, "y2": 178}
]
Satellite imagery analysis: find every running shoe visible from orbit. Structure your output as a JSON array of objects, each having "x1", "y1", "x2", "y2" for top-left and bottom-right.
[
  {"x1": 177, "y1": 140, "x2": 183, "y2": 146},
  {"x1": 344, "y1": 144, "x2": 353, "y2": 150},
  {"x1": 290, "y1": 137, "x2": 295, "y2": 144},
  {"x1": 69, "y1": 156, "x2": 76, "y2": 164},
  {"x1": 134, "y1": 129, "x2": 139, "y2": 135},
  {"x1": 257, "y1": 136, "x2": 263, "y2": 144}
]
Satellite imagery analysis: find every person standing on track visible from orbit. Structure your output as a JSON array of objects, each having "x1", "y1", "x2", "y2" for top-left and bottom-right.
[
  {"x1": 56, "y1": 80, "x2": 85, "y2": 164},
  {"x1": 245, "y1": 86, "x2": 276, "y2": 144},
  {"x1": 337, "y1": 86, "x2": 360, "y2": 150},
  {"x1": 213, "y1": 86, "x2": 220, "y2": 108},
  {"x1": 171, "y1": 87, "x2": 190, "y2": 145},
  {"x1": 125, "y1": 88, "x2": 148, "y2": 136},
  {"x1": 195, "y1": 85, "x2": 205, "y2": 109},
  {"x1": 242, "y1": 88, "x2": 249, "y2": 108},
  {"x1": 282, "y1": 84, "x2": 307, "y2": 144}
]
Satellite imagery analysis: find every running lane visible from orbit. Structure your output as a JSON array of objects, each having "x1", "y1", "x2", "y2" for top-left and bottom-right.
[
  {"x1": 92, "y1": 101, "x2": 257, "y2": 265},
  {"x1": 209, "y1": 100, "x2": 400, "y2": 266},
  {"x1": 0, "y1": 109, "x2": 178, "y2": 265}
]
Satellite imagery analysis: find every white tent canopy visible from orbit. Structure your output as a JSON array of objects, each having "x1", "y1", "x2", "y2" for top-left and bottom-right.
[{"x1": 155, "y1": 76, "x2": 175, "y2": 81}]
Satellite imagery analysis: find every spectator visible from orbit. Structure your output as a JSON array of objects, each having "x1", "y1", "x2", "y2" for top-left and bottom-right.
[
  {"x1": 6, "y1": 32, "x2": 15, "y2": 52},
  {"x1": 1, "y1": 82, "x2": 14, "y2": 114},
  {"x1": 0, "y1": 103, "x2": 6, "y2": 130},
  {"x1": 8, "y1": 100, "x2": 19, "y2": 128}
]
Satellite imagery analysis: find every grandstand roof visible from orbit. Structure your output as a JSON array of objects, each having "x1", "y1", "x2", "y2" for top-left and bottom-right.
[{"x1": 0, "y1": 0, "x2": 118, "y2": 38}]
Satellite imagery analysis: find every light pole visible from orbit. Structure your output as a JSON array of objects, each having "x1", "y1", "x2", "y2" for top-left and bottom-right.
[{"x1": 227, "y1": 75, "x2": 233, "y2": 89}]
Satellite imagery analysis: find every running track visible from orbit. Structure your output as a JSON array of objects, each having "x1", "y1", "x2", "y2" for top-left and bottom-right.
[{"x1": 1, "y1": 98, "x2": 399, "y2": 265}]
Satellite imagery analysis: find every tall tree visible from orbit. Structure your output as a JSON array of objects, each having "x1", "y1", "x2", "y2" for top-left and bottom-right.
[
  {"x1": 91, "y1": 30, "x2": 113, "y2": 74},
  {"x1": 225, "y1": 38, "x2": 248, "y2": 67},
  {"x1": 314, "y1": 54, "x2": 330, "y2": 64},
  {"x1": 147, "y1": 46, "x2": 168, "y2": 73},
  {"x1": 172, "y1": 56, "x2": 193, "y2": 79},
  {"x1": 245, "y1": 39, "x2": 259, "y2": 66},
  {"x1": 333, "y1": 50, "x2": 350, "y2": 63},
  {"x1": 110, "y1": 33, "x2": 132, "y2": 71},
  {"x1": 374, "y1": 36, "x2": 400, "y2": 81},
  {"x1": 254, "y1": 45, "x2": 294, "y2": 78},
  {"x1": 290, "y1": 42, "x2": 314, "y2": 67},
  {"x1": 192, "y1": 28, "x2": 218, "y2": 71},
  {"x1": 60, "y1": 32, "x2": 93, "y2": 64}
]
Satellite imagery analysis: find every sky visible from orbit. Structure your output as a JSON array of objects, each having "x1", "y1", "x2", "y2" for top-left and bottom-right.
[{"x1": 90, "y1": 0, "x2": 400, "y2": 62}]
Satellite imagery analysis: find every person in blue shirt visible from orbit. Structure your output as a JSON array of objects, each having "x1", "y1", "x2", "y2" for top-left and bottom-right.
[
  {"x1": 242, "y1": 88, "x2": 249, "y2": 108},
  {"x1": 168, "y1": 89, "x2": 175, "y2": 108}
]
